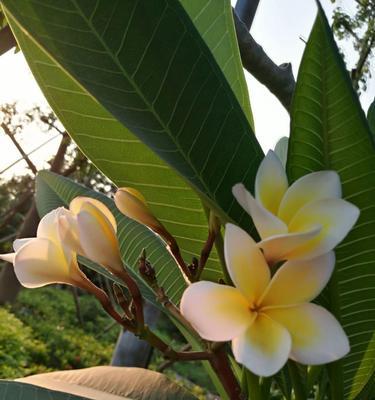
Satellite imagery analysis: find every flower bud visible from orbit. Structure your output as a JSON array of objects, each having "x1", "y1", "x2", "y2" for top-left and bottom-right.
[{"x1": 114, "y1": 188, "x2": 165, "y2": 235}]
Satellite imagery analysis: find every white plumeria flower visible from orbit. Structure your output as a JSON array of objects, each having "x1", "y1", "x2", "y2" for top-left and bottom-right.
[
  {"x1": 181, "y1": 224, "x2": 349, "y2": 377},
  {"x1": 59, "y1": 197, "x2": 123, "y2": 273},
  {"x1": 233, "y1": 150, "x2": 360, "y2": 262},
  {"x1": 0, "y1": 208, "x2": 88, "y2": 288}
]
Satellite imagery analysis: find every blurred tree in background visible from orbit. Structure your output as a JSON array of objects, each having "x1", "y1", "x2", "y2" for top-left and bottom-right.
[{"x1": 331, "y1": 0, "x2": 375, "y2": 92}]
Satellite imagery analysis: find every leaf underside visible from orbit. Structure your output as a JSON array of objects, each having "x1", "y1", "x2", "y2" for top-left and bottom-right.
[{"x1": 3, "y1": 0, "x2": 263, "y2": 230}]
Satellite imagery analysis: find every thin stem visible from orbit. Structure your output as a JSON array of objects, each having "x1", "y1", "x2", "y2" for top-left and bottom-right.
[
  {"x1": 113, "y1": 284, "x2": 134, "y2": 320},
  {"x1": 114, "y1": 268, "x2": 144, "y2": 328},
  {"x1": 79, "y1": 278, "x2": 130, "y2": 328},
  {"x1": 142, "y1": 326, "x2": 209, "y2": 361},
  {"x1": 165, "y1": 234, "x2": 192, "y2": 282},
  {"x1": 214, "y1": 229, "x2": 233, "y2": 285},
  {"x1": 288, "y1": 361, "x2": 306, "y2": 400},
  {"x1": 195, "y1": 229, "x2": 217, "y2": 280},
  {"x1": 209, "y1": 347, "x2": 243, "y2": 400}
]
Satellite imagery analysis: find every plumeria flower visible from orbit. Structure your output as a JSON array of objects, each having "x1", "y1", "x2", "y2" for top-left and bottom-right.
[
  {"x1": 0, "y1": 207, "x2": 89, "y2": 288},
  {"x1": 181, "y1": 223, "x2": 349, "y2": 377},
  {"x1": 59, "y1": 197, "x2": 123, "y2": 273},
  {"x1": 114, "y1": 187, "x2": 166, "y2": 235},
  {"x1": 233, "y1": 151, "x2": 360, "y2": 262}
]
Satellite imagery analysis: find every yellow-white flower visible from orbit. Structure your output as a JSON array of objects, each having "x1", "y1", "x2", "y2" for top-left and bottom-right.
[
  {"x1": 114, "y1": 187, "x2": 165, "y2": 234},
  {"x1": 233, "y1": 150, "x2": 360, "y2": 262},
  {"x1": 0, "y1": 208, "x2": 87, "y2": 288},
  {"x1": 181, "y1": 224, "x2": 349, "y2": 377},
  {"x1": 60, "y1": 197, "x2": 123, "y2": 273}
]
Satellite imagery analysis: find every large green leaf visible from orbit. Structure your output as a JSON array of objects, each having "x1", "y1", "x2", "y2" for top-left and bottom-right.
[
  {"x1": 3, "y1": 0, "x2": 263, "y2": 230},
  {"x1": 4, "y1": 0, "x2": 255, "y2": 283},
  {"x1": 367, "y1": 98, "x2": 375, "y2": 139},
  {"x1": 287, "y1": 6, "x2": 375, "y2": 399},
  {"x1": 36, "y1": 170, "x2": 187, "y2": 307},
  {"x1": 6, "y1": 13, "x2": 223, "y2": 282},
  {"x1": 16, "y1": 366, "x2": 198, "y2": 400},
  {"x1": 181, "y1": 0, "x2": 253, "y2": 128},
  {"x1": 0, "y1": 381, "x2": 87, "y2": 400}
]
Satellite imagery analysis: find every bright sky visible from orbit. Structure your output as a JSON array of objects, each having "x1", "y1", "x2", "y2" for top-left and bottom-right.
[{"x1": 0, "y1": 0, "x2": 374, "y2": 179}]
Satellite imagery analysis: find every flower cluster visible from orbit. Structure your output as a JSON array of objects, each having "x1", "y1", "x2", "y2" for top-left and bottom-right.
[
  {"x1": 0, "y1": 151, "x2": 360, "y2": 378},
  {"x1": 181, "y1": 151, "x2": 360, "y2": 376},
  {"x1": 0, "y1": 197, "x2": 121, "y2": 291}
]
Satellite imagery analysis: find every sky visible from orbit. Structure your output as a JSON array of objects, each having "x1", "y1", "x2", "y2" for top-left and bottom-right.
[{"x1": 0, "y1": 0, "x2": 374, "y2": 179}]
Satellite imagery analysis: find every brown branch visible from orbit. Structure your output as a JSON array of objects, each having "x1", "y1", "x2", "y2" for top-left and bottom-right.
[
  {"x1": 352, "y1": 33, "x2": 375, "y2": 90},
  {"x1": 233, "y1": 9, "x2": 296, "y2": 111},
  {"x1": 50, "y1": 132, "x2": 70, "y2": 172},
  {"x1": 195, "y1": 229, "x2": 217, "y2": 281},
  {"x1": 209, "y1": 347, "x2": 243, "y2": 399},
  {"x1": 2, "y1": 122, "x2": 38, "y2": 175},
  {"x1": 235, "y1": 0, "x2": 260, "y2": 30},
  {"x1": 0, "y1": 190, "x2": 33, "y2": 230},
  {"x1": 0, "y1": 26, "x2": 17, "y2": 56},
  {"x1": 157, "y1": 344, "x2": 192, "y2": 372}
]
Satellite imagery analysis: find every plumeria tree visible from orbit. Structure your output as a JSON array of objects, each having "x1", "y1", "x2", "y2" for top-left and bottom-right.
[{"x1": 0, "y1": 0, "x2": 374, "y2": 399}]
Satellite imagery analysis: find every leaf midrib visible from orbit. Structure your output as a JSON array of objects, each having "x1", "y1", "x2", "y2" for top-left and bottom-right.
[{"x1": 70, "y1": 0, "x2": 212, "y2": 197}]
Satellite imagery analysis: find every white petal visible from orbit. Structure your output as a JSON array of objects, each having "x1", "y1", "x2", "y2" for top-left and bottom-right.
[
  {"x1": 224, "y1": 224, "x2": 270, "y2": 304},
  {"x1": 258, "y1": 226, "x2": 321, "y2": 264},
  {"x1": 70, "y1": 197, "x2": 117, "y2": 232},
  {"x1": 288, "y1": 198, "x2": 360, "y2": 260},
  {"x1": 14, "y1": 238, "x2": 72, "y2": 288},
  {"x1": 232, "y1": 183, "x2": 287, "y2": 239},
  {"x1": 260, "y1": 252, "x2": 335, "y2": 307},
  {"x1": 76, "y1": 208, "x2": 122, "y2": 272},
  {"x1": 58, "y1": 214, "x2": 83, "y2": 255},
  {"x1": 278, "y1": 171, "x2": 342, "y2": 224},
  {"x1": 266, "y1": 303, "x2": 349, "y2": 365},
  {"x1": 232, "y1": 314, "x2": 291, "y2": 377},
  {"x1": 180, "y1": 281, "x2": 252, "y2": 342},
  {"x1": 255, "y1": 150, "x2": 288, "y2": 214},
  {"x1": 0, "y1": 253, "x2": 15, "y2": 264},
  {"x1": 37, "y1": 207, "x2": 71, "y2": 243},
  {"x1": 13, "y1": 238, "x2": 33, "y2": 252}
]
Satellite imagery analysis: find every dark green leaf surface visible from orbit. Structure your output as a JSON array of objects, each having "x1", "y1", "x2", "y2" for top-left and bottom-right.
[
  {"x1": 0, "y1": 381, "x2": 87, "y2": 400},
  {"x1": 181, "y1": 0, "x2": 254, "y2": 127},
  {"x1": 6, "y1": 13, "x2": 223, "y2": 282},
  {"x1": 36, "y1": 171, "x2": 186, "y2": 307},
  {"x1": 3, "y1": 0, "x2": 263, "y2": 230},
  {"x1": 287, "y1": 7, "x2": 375, "y2": 399},
  {"x1": 367, "y1": 98, "x2": 375, "y2": 139}
]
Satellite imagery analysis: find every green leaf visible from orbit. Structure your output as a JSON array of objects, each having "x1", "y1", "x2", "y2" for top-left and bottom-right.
[
  {"x1": 16, "y1": 366, "x2": 198, "y2": 400},
  {"x1": 35, "y1": 171, "x2": 187, "y2": 308},
  {"x1": 367, "y1": 98, "x2": 375, "y2": 139},
  {"x1": 0, "y1": 381, "x2": 87, "y2": 400},
  {"x1": 6, "y1": 12, "x2": 223, "y2": 282},
  {"x1": 287, "y1": 5, "x2": 375, "y2": 400},
  {"x1": 181, "y1": 1, "x2": 254, "y2": 128},
  {"x1": 3, "y1": 0, "x2": 263, "y2": 229}
]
